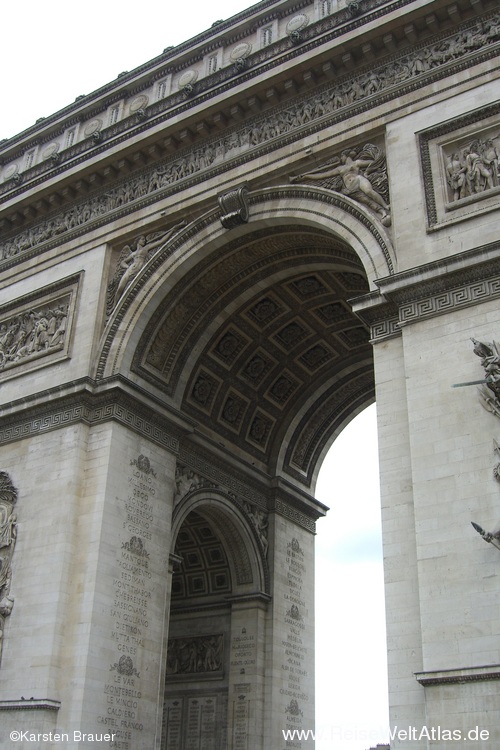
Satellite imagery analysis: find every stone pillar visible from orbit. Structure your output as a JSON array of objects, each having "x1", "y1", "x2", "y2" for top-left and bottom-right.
[
  {"x1": 264, "y1": 508, "x2": 316, "y2": 750},
  {"x1": 64, "y1": 420, "x2": 177, "y2": 749},
  {"x1": 373, "y1": 334, "x2": 426, "y2": 744}
]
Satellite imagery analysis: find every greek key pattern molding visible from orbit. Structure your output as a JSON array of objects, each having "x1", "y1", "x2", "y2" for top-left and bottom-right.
[
  {"x1": 370, "y1": 317, "x2": 401, "y2": 342},
  {"x1": 399, "y1": 277, "x2": 500, "y2": 326},
  {"x1": 273, "y1": 498, "x2": 316, "y2": 534},
  {"x1": 1, "y1": 11, "x2": 499, "y2": 268},
  {"x1": 0, "y1": 388, "x2": 179, "y2": 454}
]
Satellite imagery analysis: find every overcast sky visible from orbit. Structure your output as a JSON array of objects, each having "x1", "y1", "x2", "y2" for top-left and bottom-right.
[{"x1": 2, "y1": 2, "x2": 388, "y2": 746}]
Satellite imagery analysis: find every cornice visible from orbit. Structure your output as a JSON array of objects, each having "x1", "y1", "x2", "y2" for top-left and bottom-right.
[
  {"x1": 0, "y1": 0, "x2": 389, "y2": 157},
  {"x1": 0, "y1": 376, "x2": 184, "y2": 453},
  {"x1": 0, "y1": 375, "x2": 326, "y2": 526},
  {"x1": 2, "y1": 0, "x2": 494, "y2": 214},
  {"x1": 1, "y1": 9, "x2": 498, "y2": 270},
  {"x1": 0, "y1": 699, "x2": 61, "y2": 711},
  {"x1": 353, "y1": 242, "x2": 500, "y2": 338}
]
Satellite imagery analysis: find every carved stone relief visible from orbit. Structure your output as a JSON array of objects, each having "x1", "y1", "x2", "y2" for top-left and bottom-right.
[
  {"x1": 166, "y1": 634, "x2": 224, "y2": 677},
  {"x1": 419, "y1": 104, "x2": 500, "y2": 228},
  {"x1": 243, "y1": 501, "x2": 268, "y2": 557},
  {"x1": 1, "y1": 12, "x2": 499, "y2": 264},
  {"x1": 469, "y1": 338, "x2": 500, "y2": 550},
  {"x1": 0, "y1": 276, "x2": 80, "y2": 380},
  {"x1": 0, "y1": 472, "x2": 18, "y2": 666},
  {"x1": 290, "y1": 142, "x2": 390, "y2": 225},
  {"x1": 472, "y1": 337, "x2": 500, "y2": 418},
  {"x1": 444, "y1": 133, "x2": 500, "y2": 203},
  {"x1": 173, "y1": 465, "x2": 218, "y2": 508},
  {"x1": 107, "y1": 222, "x2": 186, "y2": 315}
]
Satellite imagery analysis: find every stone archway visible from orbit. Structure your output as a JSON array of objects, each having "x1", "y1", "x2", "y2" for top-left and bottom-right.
[
  {"x1": 94, "y1": 190, "x2": 394, "y2": 749},
  {"x1": 161, "y1": 491, "x2": 269, "y2": 749}
]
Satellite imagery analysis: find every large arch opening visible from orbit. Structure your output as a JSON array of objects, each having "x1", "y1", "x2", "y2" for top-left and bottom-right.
[{"x1": 99, "y1": 190, "x2": 395, "y2": 748}]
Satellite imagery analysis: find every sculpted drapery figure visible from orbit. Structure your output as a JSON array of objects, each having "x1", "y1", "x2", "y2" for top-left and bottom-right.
[
  {"x1": 290, "y1": 143, "x2": 391, "y2": 226},
  {"x1": 0, "y1": 472, "x2": 18, "y2": 666},
  {"x1": 446, "y1": 136, "x2": 500, "y2": 203},
  {"x1": 107, "y1": 221, "x2": 186, "y2": 314}
]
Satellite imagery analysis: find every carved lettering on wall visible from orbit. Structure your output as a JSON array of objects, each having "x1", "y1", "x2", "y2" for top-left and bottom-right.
[
  {"x1": 281, "y1": 536, "x2": 310, "y2": 734},
  {"x1": 0, "y1": 471, "x2": 18, "y2": 666},
  {"x1": 97, "y1": 453, "x2": 158, "y2": 747}
]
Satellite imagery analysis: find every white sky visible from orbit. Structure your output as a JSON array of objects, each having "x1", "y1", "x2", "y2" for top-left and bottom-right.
[{"x1": 2, "y1": 2, "x2": 388, "y2": 746}]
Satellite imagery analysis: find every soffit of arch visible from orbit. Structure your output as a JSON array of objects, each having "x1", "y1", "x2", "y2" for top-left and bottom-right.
[
  {"x1": 1, "y1": 6, "x2": 498, "y2": 267},
  {"x1": 112, "y1": 224, "x2": 373, "y2": 482},
  {"x1": 98, "y1": 187, "x2": 393, "y2": 382}
]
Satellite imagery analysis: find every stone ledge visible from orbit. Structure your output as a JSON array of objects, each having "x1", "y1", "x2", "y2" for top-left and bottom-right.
[
  {"x1": 0, "y1": 699, "x2": 60, "y2": 711},
  {"x1": 415, "y1": 663, "x2": 500, "y2": 686}
]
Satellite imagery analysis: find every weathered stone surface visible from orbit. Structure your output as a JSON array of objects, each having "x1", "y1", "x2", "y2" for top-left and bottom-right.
[{"x1": 1, "y1": 0, "x2": 500, "y2": 747}]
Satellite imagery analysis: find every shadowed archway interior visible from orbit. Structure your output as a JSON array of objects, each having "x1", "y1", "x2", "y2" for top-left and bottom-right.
[{"x1": 134, "y1": 226, "x2": 375, "y2": 487}]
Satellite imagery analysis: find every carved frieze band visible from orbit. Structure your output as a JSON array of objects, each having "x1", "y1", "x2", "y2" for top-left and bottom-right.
[
  {"x1": 370, "y1": 317, "x2": 400, "y2": 342},
  {"x1": 272, "y1": 498, "x2": 316, "y2": 534},
  {"x1": 398, "y1": 277, "x2": 500, "y2": 327},
  {"x1": 1, "y1": 12, "x2": 499, "y2": 267},
  {"x1": 0, "y1": 385, "x2": 179, "y2": 454},
  {"x1": 0, "y1": 274, "x2": 81, "y2": 381},
  {"x1": 0, "y1": 0, "x2": 392, "y2": 194}
]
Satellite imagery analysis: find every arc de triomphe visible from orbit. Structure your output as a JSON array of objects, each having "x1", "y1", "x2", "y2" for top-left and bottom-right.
[{"x1": 1, "y1": 1, "x2": 500, "y2": 748}]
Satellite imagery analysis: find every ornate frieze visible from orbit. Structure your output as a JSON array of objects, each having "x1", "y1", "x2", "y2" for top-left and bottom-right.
[
  {"x1": 0, "y1": 274, "x2": 81, "y2": 381},
  {"x1": 0, "y1": 472, "x2": 18, "y2": 666},
  {"x1": 1, "y1": 11, "x2": 499, "y2": 267},
  {"x1": 0, "y1": 380, "x2": 180, "y2": 454}
]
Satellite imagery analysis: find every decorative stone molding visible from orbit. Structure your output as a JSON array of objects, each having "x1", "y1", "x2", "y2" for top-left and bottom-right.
[
  {"x1": 272, "y1": 498, "x2": 317, "y2": 534},
  {"x1": 0, "y1": 274, "x2": 81, "y2": 381},
  {"x1": 353, "y1": 244, "x2": 500, "y2": 337},
  {"x1": 0, "y1": 471, "x2": 18, "y2": 666},
  {"x1": 0, "y1": 699, "x2": 61, "y2": 711},
  {"x1": 0, "y1": 378, "x2": 181, "y2": 454},
  {"x1": 2, "y1": 11, "x2": 499, "y2": 267}
]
